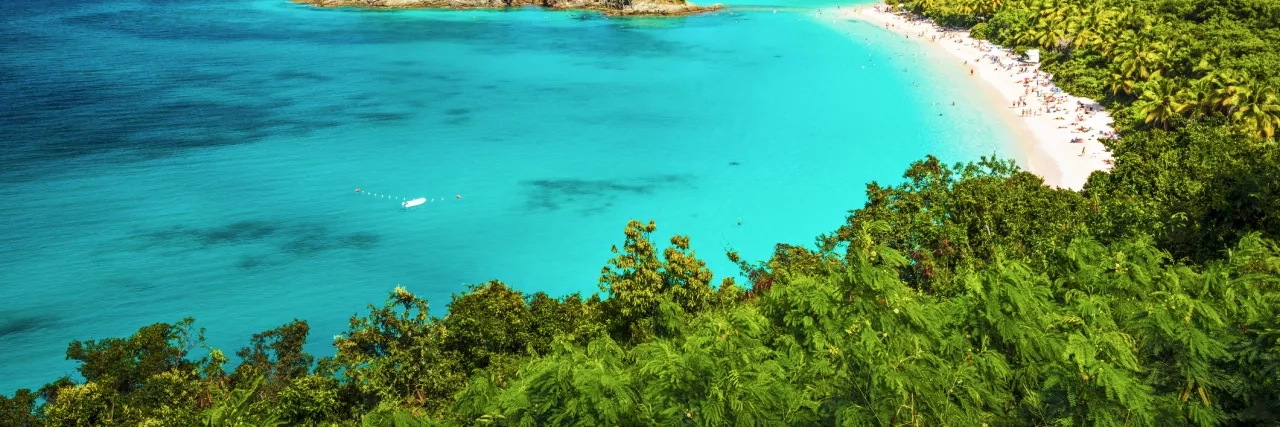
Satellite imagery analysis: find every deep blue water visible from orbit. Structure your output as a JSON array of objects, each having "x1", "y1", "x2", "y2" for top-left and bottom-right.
[{"x1": 0, "y1": 0, "x2": 1019, "y2": 391}]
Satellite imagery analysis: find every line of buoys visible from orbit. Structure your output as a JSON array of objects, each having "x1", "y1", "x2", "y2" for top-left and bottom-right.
[{"x1": 355, "y1": 188, "x2": 463, "y2": 205}]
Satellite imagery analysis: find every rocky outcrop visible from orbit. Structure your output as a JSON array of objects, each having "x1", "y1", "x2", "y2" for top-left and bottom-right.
[{"x1": 292, "y1": 0, "x2": 723, "y2": 16}]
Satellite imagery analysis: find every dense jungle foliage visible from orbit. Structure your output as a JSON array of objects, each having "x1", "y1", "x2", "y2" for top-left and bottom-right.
[{"x1": 6, "y1": 0, "x2": 1280, "y2": 425}]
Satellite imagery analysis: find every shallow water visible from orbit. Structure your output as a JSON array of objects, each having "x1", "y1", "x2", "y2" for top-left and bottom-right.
[{"x1": 0, "y1": 0, "x2": 1017, "y2": 391}]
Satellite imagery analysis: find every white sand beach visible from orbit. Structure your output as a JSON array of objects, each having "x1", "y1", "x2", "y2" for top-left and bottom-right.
[{"x1": 827, "y1": 5, "x2": 1114, "y2": 190}]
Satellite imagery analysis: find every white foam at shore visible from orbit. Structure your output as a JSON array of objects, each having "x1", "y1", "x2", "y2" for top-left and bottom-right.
[{"x1": 823, "y1": 5, "x2": 1115, "y2": 190}]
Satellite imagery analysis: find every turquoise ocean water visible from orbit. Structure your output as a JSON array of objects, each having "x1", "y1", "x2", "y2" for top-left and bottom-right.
[{"x1": 0, "y1": 0, "x2": 1019, "y2": 391}]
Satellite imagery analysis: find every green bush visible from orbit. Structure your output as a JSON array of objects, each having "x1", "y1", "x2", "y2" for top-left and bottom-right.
[{"x1": 969, "y1": 22, "x2": 990, "y2": 39}]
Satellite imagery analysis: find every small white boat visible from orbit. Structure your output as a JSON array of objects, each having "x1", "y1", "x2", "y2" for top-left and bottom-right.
[{"x1": 402, "y1": 197, "x2": 426, "y2": 208}]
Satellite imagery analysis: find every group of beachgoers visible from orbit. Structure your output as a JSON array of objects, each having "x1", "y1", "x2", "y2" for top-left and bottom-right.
[
  {"x1": 997, "y1": 57, "x2": 1117, "y2": 152},
  {"x1": 983, "y1": 49, "x2": 1116, "y2": 157},
  {"x1": 864, "y1": 4, "x2": 1115, "y2": 160}
]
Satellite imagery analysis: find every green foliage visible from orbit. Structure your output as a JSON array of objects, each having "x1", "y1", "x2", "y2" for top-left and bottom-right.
[
  {"x1": 1040, "y1": 49, "x2": 1110, "y2": 100},
  {"x1": 41, "y1": 381, "x2": 116, "y2": 426},
  {"x1": 598, "y1": 219, "x2": 717, "y2": 343},
  {"x1": 525, "y1": 291, "x2": 603, "y2": 355},
  {"x1": 17, "y1": 317, "x2": 227, "y2": 426},
  {"x1": 864, "y1": 5, "x2": 1280, "y2": 423},
  {"x1": 330, "y1": 286, "x2": 465, "y2": 414},
  {"x1": 65, "y1": 317, "x2": 205, "y2": 395},
  {"x1": 442, "y1": 280, "x2": 534, "y2": 371},
  {"x1": 839, "y1": 155, "x2": 1093, "y2": 294},
  {"x1": 361, "y1": 402, "x2": 440, "y2": 427},
  {"x1": 201, "y1": 376, "x2": 283, "y2": 427},
  {"x1": 969, "y1": 22, "x2": 991, "y2": 39},
  {"x1": 230, "y1": 319, "x2": 313, "y2": 400},
  {"x1": 273, "y1": 375, "x2": 342, "y2": 425},
  {"x1": 488, "y1": 337, "x2": 640, "y2": 426},
  {"x1": 630, "y1": 307, "x2": 818, "y2": 425},
  {"x1": 0, "y1": 389, "x2": 40, "y2": 427},
  {"x1": 11, "y1": 197, "x2": 1280, "y2": 426},
  {"x1": 1085, "y1": 121, "x2": 1280, "y2": 263}
]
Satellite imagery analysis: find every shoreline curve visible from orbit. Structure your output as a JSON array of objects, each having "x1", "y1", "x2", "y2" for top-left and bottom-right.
[{"x1": 831, "y1": 4, "x2": 1114, "y2": 190}]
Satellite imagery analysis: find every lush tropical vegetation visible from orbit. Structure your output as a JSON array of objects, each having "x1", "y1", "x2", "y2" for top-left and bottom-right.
[{"x1": 6, "y1": 0, "x2": 1280, "y2": 425}]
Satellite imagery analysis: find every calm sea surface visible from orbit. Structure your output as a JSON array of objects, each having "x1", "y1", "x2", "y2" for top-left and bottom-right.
[{"x1": 0, "y1": 0, "x2": 1018, "y2": 391}]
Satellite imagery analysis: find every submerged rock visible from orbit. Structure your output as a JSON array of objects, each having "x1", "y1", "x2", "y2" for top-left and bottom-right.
[{"x1": 292, "y1": 0, "x2": 723, "y2": 16}]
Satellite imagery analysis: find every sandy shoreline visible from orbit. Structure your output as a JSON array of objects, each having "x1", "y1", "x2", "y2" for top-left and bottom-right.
[{"x1": 825, "y1": 5, "x2": 1114, "y2": 190}]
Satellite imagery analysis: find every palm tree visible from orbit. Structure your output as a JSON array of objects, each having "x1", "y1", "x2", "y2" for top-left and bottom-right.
[
  {"x1": 907, "y1": 0, "x2": 937, "y2": 15},
  {"x1": 1069, "y1": 3, "x2": 1114, "y2": 51},
  {"x1": 1134, "y1": 77, "x2": 1189, "y2": 129},
  {"x1": 1208, "y1": 70, "x2": 1250, "y2": 112},
  {"x1": 1108, "y1": 72, "x2": 1138, "y2": 96},
  {"x1": 1178, "y1": 77, "x2": 1217, "y2": 120},
  {"x1": 1057, "y1": 6, "x2": 1080, "y2": 38},
  {"x1": 1227, "y1": 85, "x2": 1280, "y2": 139},
  {"x1": 1111, "y1": 33, "x2": 1166, "y2": 81},
  {"x1": 1191, "y1": 53, "x2": 1219, "y2": 77},
  {"x1": 1035, "y1": 22, "x2": 1070, "y2": 50},
  {"x1": 1102, "y1": 29, "x2": 1133, "y2": 60},
  {"x1": 1115, "y1": 4, "x2": 1156, "y2": 32},
  {"x1": 1032, "y1": 1, "x2": 1074, "y2": 49},
  {"x1": 969, "y1": 0, "x2": 1002, "y2": 18},
  {"x1": 1094, "y1": 8, "x2": 1129, "y2": 52},
  {"x1": 1024, "y1": 0, "x2": 1054, "y2": 25}
]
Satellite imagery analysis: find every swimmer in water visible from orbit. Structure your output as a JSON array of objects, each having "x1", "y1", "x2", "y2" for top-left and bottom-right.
[{"x1": 355, "y1": 188, "x2": 361, "y2": 193}]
